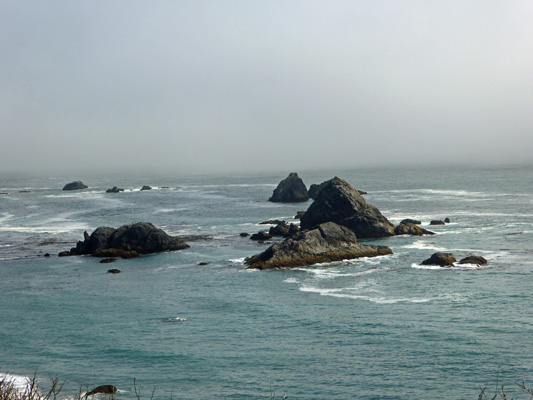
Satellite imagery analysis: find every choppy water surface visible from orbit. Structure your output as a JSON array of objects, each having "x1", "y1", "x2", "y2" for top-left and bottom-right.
[{"x1": 1, "y1": 165, "x2": 532, "y2": 399}]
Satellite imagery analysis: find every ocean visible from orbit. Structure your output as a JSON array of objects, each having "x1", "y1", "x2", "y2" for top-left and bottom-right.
[{"x1": 1, "y1": 165, "x2": 532, "y2": 400}]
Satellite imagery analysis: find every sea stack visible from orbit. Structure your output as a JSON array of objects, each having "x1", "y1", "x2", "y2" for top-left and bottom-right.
[{"x1": 268, "y1": 173, "x2": 310, "y2": 203}]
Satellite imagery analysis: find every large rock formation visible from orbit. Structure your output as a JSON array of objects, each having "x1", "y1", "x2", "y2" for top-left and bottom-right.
[
  {"x1": 59, "y1": 222, "x2": 189, "y2": 258},
  {"x1": 308, "y1": 179, "x2": 366, "y2": 199},
  {"x1": 300, "y1": 177, "x2": 395, "y2": 238},
  {"x1": 62, "y1": 181, "x2": 88, "y2": 191},
  {"x1": 245, "y1": 222, "x2": 392, "y2": 270},
  {"x1": 268, "y1": 173, "x2": 310, "y2": 203}
]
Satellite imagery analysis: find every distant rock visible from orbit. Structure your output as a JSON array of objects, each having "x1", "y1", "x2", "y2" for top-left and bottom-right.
[
  {"x1": 401, "y1": 218, "x2": 422, "y2": 225},
  {"x1": 85, "y1": 385, "x2": 118, "y2": 397},
  {"x1": 250, "y1": 231, "x2": 272, "y2": 241},
  {"x1": 59, "y1": 222, "x2": 189, "y2": 258},
  {"x1": 269, "y1": 173, "x2": 310, "y2": 203},
  {"x1": 458, "y1": 256, "x2": 487, "y2": 266},
  {"x1": 444, "y1": 217, "x2": 451, "y2": 223},
  {"x1": 430, "y1": 220, "x2": 445, "y2": 225},
  {"x1": 421, "y1": 252, "x2": 456, "y2": 267},
  {"x1": 62, "y1": 181, "x2": 88, "y2": 191},
  {"x1": 259, "y1": 219, "x2": 283, "y2": 225},
  {"x1": 245, "y1": 222, "x2": 392, "y2": 270},
  {"x1": 101, "y1": 258, "x2": 117, "y2": 264},
  {"x1": 300, "y1": 177, "x2": 395, "y2": 238},
  {"x1": 106, "y1": 186, "x2": 124, "y2": 193},
  {"x1": 107, "y1": 268, "x2": 120, "y2": 273},
  {"x1": 394, "y1": 220, "x2": 435, "y2": 236},
  {"x1": 239, "y1": 232, "x2": 249, "y2": 237},
  {"x1": 141, "y1": 185, "x2": 152, "y2": 191}
]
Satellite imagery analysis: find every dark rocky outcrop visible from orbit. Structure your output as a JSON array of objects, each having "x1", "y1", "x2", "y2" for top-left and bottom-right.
[
  {"x1": 394, "y1": 220, "x2": 435, "y2": 236},
  {"x1": 106, "y1": 186, "x2": 124, "y2": 193},
  {"x1": 141, "y1": 185, "x2": 152, "y2": 191},
  {"x1": 444, "y1": 217, "x2": 451, "y2": 223},
  {"x1": 239, "y1": 232, "x2": 249, "y2": 237},
  {"x1": 342, "y1": 205, "x2": 396, "y2": 238},
  {"x1": 430, "y1": 220, "x2": 445, "y2": 225},
  {"x1": 421, "y1": 252, "x2": 456, "y2": 267},
  {"x1": 458, "y1": 256, "x2": 487, "y2": 266},
  {"x1": 100, "y1": 258, "x2": 116, "y2": 264},
  {"x1": 269, "y1": 222, "x2": 300, "y2": 237},
  {"x1": 85, "y1": 385, "x2": 117, "y2": 397},
  {"x1": 308, "y1": 179, "x2": 367, "y2": 199},
  {"x1": 260, "y1": 219, "x2": 283, "y2": 225},
  {"x1": 294, "y1": 211, "x2": 306, "y2": 220},
  {"x1": 269, "y1": 173, "x2": 310, "y2": 203},
  {"x1": 300, "y1": 177, "x2": 395, "y2": 238},
  {"x1": 107, "y1": 268, "x2": 120, "y2": 273},
  {"x1": 250, "y1": 231, "x2": 272, "y2": 241},
  {"x1": 245, "y1": 222, "x2": 392, "y2": 270},
  {"x1": 62, "y1": 181, "x2": 88, "y2": 191},
  {"x1": 59, "y1": 222, "x2": 189, "y2": 258},
  {"x1": 401, "y1": 218, "x2": 422, "y2": 225}
]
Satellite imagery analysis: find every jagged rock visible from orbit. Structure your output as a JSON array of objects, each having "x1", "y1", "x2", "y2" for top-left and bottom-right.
[
  {"x1": 62, "y1": 181, "x2": 88, "y2": 191},
  {"x1": 269, "y1": 173, "x2": 309, "y2": 203},
  {"x1": 300, "y1": 177, "x2": 366, "y2": 230},
  {"x1": 394, "y1": 220, "x2": 435, "y2": 236},
  {"x1": 245, "y1": 222, "x2": 392, "y2": 270},
  {"x1": 342, "y1": 205, "x2": 396, "y2": 238},
  {"x1": 250, "y1": 231, "x2": 272, "y2": 241},
  {"x1": 301, "y1": 177, "x2": 395, "y2": 238},
  {"x1": 444, "y1": 217, "x2": 451, "y2": 223},
  {"x1": 106, "y1": 186, "x2": 124, "y2": 193},
  {"x1": 269, "y1": 222, "x2": 290, "y2": 237},
  {"x1": 288, "y1": 223, "x2": 300, "y2": 236},
  {"x1": 59, "y1": 222, "x2": 189, "y2": 258},
  {"x1": 86, "y1": 385, "x2": 118, "y2": 397},
  {"x1": 309, "y1": 179, "x2": 366, "y2": 199},
  {"x1": 430, "y1": 220, "x2": 445, "y2": 225},
  {"x1": 141, "y1": 185, "x2": 152, "y2": 191},
  {"x1": 421, "y1": 252, "x2": 456, "y2": 267},
  {"x1": 458, "y1": 256, "x2": 487, "y2": 266}
]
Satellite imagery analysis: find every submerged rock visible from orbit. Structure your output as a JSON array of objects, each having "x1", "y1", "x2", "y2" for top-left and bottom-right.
[
  {"x1": 245, "y1": 222, "x2": 392, "y2": 270},
  {"x1": 421, "y1": 252, "x2": 456, "y2": 267},
  {"x1": 59, "y1": 222, "x2": 189, "y2": 258},
  {"x1": 269, "y1": 173, "x2": 310, "y2": 203},
  {"x1": 62, "y1": 181, "x2": 88, "y2": 191},
  {"x1": 430, "y1": 220, "x2": 445, "y2": 225}
]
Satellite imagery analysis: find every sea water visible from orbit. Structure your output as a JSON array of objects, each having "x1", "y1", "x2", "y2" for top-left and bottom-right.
[{"x1": 0, "y1": 165, "x2": 532, "y2": 399}]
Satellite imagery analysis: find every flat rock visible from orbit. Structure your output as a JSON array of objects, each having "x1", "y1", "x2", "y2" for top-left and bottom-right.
[
  {"x1": 245, "y1": 222, "x2": 392, "y2": 270},
  {"x1": 250, "y1": 231, "x2": 272, "y2": 241},
  {"x1": 269, "y1": 173, "x2": 309, "y2": 203}
]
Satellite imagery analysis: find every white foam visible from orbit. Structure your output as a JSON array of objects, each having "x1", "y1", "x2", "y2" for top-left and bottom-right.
[
  {"x1": 229, "y1": 257, "x2": 246, "y2": 264},
  {"x1": 283, "y1": 277, "x2": 299, "y2": 284},
  {"x1": 0, "y1": 373, "x2": 34, "y2": 394},
  {"x1": 403, "y1": 240, "x2": 448, "y2": 251}
]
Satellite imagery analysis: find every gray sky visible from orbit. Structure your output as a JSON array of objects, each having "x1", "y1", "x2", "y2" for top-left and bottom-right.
[{"x1": 1, "y1": 1, "x2": 532, "y2": 175}]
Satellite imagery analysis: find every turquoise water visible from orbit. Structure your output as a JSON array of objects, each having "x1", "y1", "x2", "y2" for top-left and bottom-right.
[{"x1": 1, "y1": 165, "x2": 532, "y2": 399}]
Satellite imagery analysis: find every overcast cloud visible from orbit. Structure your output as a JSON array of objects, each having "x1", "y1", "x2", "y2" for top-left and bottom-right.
[{"x1": 1, "y1": 1, "x2": 532, "y2": 175}]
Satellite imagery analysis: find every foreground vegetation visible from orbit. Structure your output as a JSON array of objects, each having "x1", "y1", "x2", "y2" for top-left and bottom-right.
[{"x1": 2, "y1": 371, "x2": 531, "y2": 400}]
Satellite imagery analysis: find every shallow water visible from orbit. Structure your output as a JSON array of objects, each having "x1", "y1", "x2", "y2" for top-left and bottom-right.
[{"x1": 1, "y1": 165, "x2": 532, "y2": 399}]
